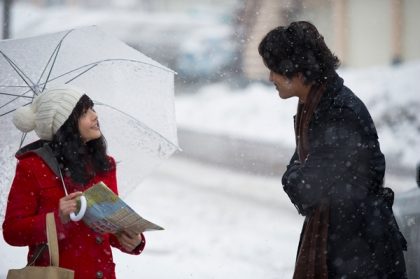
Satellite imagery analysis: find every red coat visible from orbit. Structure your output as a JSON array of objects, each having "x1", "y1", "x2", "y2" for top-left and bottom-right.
[{"x1": 3, "y1": 150, "x2": 145, "y2": 279}]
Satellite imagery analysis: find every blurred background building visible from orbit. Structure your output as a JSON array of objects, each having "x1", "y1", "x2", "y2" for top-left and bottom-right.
[
  {"x1": 2, "y1": 0, "x2": 420, "y2": 83},
  {"x1": 239, "y1": 0, "x2": 420, "y2": 80}
]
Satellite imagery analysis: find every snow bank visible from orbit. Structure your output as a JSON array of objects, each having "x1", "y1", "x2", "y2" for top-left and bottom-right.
[{"x1": 176, "y1": 61, "x2": 420, "y2": 169}]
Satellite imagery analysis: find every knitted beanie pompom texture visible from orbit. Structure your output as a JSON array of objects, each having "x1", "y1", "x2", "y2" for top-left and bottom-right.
[
  {"x1": 12, "y1": 85, "x2": 84, "y2": 140},
  {"x1": 12, "y1": 105, "x2": 36, "y2": 132}
]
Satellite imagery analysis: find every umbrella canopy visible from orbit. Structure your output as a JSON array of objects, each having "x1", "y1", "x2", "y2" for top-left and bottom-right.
[{"x1": 0, "y1": 26, "x2": 179, "y2": 222}]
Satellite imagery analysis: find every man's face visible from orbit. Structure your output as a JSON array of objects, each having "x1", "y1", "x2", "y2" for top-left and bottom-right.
[{"x1": 269, "y1": 71, "x2": 305, "y2": 100}]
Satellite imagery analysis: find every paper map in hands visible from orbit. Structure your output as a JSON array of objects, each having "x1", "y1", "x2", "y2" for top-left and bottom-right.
[{"x1": 79, "y1": 181, "x2": 163, "y2": 235}]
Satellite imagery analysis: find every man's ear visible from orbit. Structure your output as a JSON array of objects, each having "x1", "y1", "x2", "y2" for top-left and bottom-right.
[
  {"x1": 296, "y1": 73, "x2": 313, "y2": 87},
  {"x1": 296, "y1": 73, "x2": 306, "y2": 83}
]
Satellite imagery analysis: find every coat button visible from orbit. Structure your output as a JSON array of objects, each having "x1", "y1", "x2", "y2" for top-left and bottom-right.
[
  {"x1": 96, "y1": 271, "x2": 103, "y2": 278},
  {"x1": 95, "y1": 236, "x2": 103, "y2": 244}
]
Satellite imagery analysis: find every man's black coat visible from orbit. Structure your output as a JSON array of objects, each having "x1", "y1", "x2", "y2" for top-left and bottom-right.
[{"x1": 282, "y1": 75, "x2": 407, "y2": 278}]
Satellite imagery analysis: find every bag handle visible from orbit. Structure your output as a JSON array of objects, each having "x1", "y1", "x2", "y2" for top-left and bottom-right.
[{"x1": 46, "y1": 212, "x2": 60, "y2": 267}]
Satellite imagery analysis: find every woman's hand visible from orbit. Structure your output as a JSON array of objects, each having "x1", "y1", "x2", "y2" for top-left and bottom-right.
[
  {"x1": 59, "y1": 191, "x2": 83, "y2": 224},
  {"x1": 115, "y1": 231, "x2": 143, "y2": 252}
]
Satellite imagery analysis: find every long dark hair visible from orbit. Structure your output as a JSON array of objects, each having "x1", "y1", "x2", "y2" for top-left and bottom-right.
[
  {"x1": 258, "y1": 21, "x2": 340, "y2": 85},
  {"x1": 50, "y1": 94, "x2": 111, "y2": 186}
]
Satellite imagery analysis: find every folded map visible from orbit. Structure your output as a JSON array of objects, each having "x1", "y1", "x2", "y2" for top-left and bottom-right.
[{"x1": 79, "y1": 181, "x2": 163, "y2": 235}]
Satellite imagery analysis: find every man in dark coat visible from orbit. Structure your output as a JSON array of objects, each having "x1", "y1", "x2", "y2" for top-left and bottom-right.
[{"x1": 258, "y1": 21, "x2": 407, "y2": 278}]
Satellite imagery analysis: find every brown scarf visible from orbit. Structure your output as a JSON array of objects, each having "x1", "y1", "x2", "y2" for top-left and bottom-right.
[{"x1": 293, "y1": 84, "x2": 330, "y2": 279}]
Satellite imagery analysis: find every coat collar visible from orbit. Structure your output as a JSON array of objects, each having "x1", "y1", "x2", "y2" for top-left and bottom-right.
[
  {"x1": 292, "y1": 73, "x2": 344, "y2": 122},
  {"x1": 16, "y1": 140, "x2": 60, "y2": 177},
  {"x1": 313, "y1": 73, "x2": 344, "y2": 119}
]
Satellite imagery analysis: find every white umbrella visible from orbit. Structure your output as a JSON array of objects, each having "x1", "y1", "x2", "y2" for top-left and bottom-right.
[{"x1": 0, "y1": 26, "x2": 180, "y2": 222}]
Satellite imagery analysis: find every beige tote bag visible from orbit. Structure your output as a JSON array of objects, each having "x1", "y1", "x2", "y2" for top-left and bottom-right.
[{"x1": 7, "y1": 212, "x2": 74, "y2": 279}]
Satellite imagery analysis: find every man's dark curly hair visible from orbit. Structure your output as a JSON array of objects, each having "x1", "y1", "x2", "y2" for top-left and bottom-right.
[
  {"x1": 50, "y1": 94, "x2": 112, "y2": 186},
  {"x1": 258, "y1": 21, "x2": 340, "y2": 84}
]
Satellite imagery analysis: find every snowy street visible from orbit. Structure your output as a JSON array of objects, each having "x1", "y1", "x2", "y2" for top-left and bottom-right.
[
  {"x1": 109, "y1": 153, "x2": 415, "y2": 278},
  {"x1": 1, "y1": 152, "x2": 414, "y2": 278},
  {"x1": 1, "y1": 155, "x2": 304, "y2": 278},
  {"x1": 114, "y1": 156, "x2": 303, "y2": 278},
  {"x1": 1, "y1": 2, "x2": 419, "y2": 278}
]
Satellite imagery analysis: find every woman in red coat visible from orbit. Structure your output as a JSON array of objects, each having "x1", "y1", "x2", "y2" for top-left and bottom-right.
[{"x1": 3, "y1": 85, "x2": 145, "y2": 279}]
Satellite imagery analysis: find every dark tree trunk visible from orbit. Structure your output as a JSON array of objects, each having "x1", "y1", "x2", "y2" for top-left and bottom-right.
[{"x1": 2, "y1": 0, "x2": 12, "y2": 39}]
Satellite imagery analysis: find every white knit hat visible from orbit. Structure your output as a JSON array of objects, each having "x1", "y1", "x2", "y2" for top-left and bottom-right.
[{"x1": 12, "y1": 85, "x2": 84, "y2": 140}]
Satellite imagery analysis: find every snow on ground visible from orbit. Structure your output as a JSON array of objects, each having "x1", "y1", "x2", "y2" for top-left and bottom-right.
[
  {"x1": 1, "y1": 3, "x2": 419, "y2": 277},
  {"x1": 1, "y1": 156, "x2": 413, "y2": 278},
  {"x1": 0, "y1": 156, "x2": 302, "y2": 279},
  {"x1": 176, "y1": 61, "x2": 420, "y2": 170}
]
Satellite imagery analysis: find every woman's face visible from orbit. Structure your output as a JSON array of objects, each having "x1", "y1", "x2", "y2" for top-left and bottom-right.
[{"x1": 78, "y1": 107, "x2": 101, "y2": 143}]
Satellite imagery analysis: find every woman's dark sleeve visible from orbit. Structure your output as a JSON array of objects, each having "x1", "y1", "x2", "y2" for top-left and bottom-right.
[{"x1": 282, "y1": 108, "x2": 366, "y2": 215}]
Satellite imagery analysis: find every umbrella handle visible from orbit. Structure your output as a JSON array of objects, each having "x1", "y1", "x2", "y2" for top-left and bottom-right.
[{"x1": 70, "y1": 195, "x2": 87, "y2": 222}]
